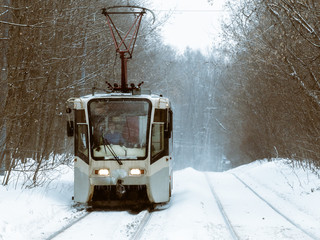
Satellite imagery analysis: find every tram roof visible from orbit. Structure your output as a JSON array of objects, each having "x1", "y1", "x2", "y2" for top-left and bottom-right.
[
  {"x1": 67, "y1": 92, "x2": 170, "y2": 110},
  {"x1": 80, "y1": 92, "x2": 168, "y2": 101}
]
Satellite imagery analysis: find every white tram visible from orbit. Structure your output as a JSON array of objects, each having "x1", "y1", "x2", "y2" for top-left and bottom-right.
[{"x1": 66, "y1": 91, "x2": 173, "y2": 205}]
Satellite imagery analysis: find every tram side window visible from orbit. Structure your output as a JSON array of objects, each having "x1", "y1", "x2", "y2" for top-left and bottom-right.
[
  {"x1": 75, "y1": 110, "x2": 89, "y2": 164},
  {"x1": 151, "y1": 123, "x2": 164, "y2": 164},
  {"x1": 151, "y1": 109, "x2": 169, "y2": 164}
]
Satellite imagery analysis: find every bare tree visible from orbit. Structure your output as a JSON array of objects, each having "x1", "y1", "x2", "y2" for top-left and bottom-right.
[
  {"x1": 0, "y1": 0, "x2": 128, "y2": 185},
  {"x1": 217, "y1": 0, "x2": 320, "y2": 167}
]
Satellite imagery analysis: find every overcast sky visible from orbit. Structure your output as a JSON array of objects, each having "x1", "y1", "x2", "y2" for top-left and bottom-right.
[{"x1": 149, "y1": 0, "x2": 228, "y2": 53}]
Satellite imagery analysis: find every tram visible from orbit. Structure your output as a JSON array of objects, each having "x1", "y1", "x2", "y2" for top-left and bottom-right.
[
  {"x1": 66, "y1": 91, "x2": 173, "y2": 205},
  {"x1": 65, "y1": 6, "x2": 172, "y2": 206}
]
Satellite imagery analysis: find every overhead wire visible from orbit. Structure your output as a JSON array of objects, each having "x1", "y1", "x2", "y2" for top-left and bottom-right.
[{"x1": 152, "y1": 9, "x2": 229, "y2": 13}]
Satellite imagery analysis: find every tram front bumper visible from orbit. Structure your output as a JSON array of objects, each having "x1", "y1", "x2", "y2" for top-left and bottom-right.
[{"x1": 90, "y1": 175, "x2": 148, "y2": 186}]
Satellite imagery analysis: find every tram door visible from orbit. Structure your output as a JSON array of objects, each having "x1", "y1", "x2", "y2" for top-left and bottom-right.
[
  {"x1": 74, "y1": 110, "x2": 92, "y2": 203},
  {"x1": 149, "y1": 108, "x2": 173, "y2": 203}
]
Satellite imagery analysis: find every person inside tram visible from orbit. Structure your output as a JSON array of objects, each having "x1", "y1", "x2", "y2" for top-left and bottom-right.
[{"x1": 103, "y1": 121, "x2": 126, "y2": 146}]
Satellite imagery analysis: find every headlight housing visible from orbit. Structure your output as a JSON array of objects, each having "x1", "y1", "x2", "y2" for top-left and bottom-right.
[
  {"x1": 129, "y1": 168, "x2": 145, "y2": 176},
  {"x1": 95, "y1": 169, "x2": 110, "y2": 176}
]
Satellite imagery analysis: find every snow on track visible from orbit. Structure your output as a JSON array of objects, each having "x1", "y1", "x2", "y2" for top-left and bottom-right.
[
  {"x1": 232, "y1": 160, "x2": 320, "y2": 239},
  {"x1": 233, "y1": 173, "x2": 319, "y2": 240},
  {"x1": 51, "y1": 210, "x2": 149, "y2": 240},
  {"x1": 206, "y1": 172, "x2": 315, "y2": 240},
  {"x1": 46, "y1": 211, "x2": 91, "y2": 240},
  {"x1": 130, "y1": 211, "x2": 152, "y2": 240},
  {"x1": 139, "y1": 168, "x2": 233, "y2": 240},
  {"x1": 205, "y1": 173, "x2": 239, "y2": 240},
  {"x1": 1, "y1": 160, "x2": 320, "y2": 240}
]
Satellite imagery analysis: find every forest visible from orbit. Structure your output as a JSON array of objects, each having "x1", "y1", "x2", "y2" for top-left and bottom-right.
[{"x1": 0, "y1": 0, "x2": 319, "y2": 186}]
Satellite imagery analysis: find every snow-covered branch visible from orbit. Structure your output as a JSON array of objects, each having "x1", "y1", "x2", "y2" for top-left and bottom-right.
[{"x1": 0, "y1": 20, "x2": 45, "y2": 28}]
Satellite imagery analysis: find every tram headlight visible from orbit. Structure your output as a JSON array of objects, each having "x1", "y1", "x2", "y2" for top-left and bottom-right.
[
  {"x1": 129, "y1": 168, "x2": 144, "y2": 176},
  {"x1": 95, "y1": 169, "x2": 110, "y2": 176}
]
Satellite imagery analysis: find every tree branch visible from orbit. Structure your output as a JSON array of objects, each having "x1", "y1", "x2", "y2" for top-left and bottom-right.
[{"x1": 0, "y1": 20, "x2": 44, "y2": 28}]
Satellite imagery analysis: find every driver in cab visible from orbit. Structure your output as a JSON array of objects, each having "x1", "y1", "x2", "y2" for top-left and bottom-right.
[{"x1": 104, "y1": 122, "x2": 126, "y2": 146}]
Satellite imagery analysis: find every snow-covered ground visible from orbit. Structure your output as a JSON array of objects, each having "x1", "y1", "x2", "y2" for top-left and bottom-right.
[{"x1": 0, "y1": 159, "x2": 319, "y2": 240}]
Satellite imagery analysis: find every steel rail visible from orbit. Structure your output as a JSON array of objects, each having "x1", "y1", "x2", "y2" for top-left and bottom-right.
[
  {"x1": 130, "y1": 210, "x2": 152, "y2": 240},
  {"x1": 204, "y1": 173, "x2": 240, "y2": 240},
  {"x1": 232, "y1": 173, "x2": 319, "y2": 240},
  {"x1": 46, "y1": 211, "x2": 91, "y2": 240}
]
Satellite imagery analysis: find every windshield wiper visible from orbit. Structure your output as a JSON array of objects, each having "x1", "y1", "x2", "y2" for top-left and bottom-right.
[{"x1": 100, "y1": 128, "x2": 123, "y2": 165}]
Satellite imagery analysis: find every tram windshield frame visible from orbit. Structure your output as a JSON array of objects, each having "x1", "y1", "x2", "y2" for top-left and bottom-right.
[{"x1": 88, "y1": 98, "x2": 151, "y2": 161}]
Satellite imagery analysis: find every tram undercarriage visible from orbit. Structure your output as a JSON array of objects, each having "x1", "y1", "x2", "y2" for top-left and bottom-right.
[{"x1": 92, "y1": 184, "x2": 149, "y2": 202}]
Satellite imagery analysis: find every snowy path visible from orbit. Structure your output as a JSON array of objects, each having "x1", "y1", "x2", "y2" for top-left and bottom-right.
[
  {"x1": 49, "y1": 166, "x2": 319, "y2": 240},
  {"x1": 1, "y1": 160, "x2": 320, "y2": 240}
]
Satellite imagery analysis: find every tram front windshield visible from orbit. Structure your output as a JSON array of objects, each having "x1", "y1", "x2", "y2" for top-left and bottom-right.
[{"x1": 89, "y1": 99, "x2": 150, "y2": 160}]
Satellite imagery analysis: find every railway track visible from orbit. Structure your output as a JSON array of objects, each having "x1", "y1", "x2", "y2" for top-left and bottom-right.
[
  {"x1": 46, "y1": 172, "x2": 319, "y2": 240},
  {"x1": 46, "y1": 206, "x2": 153, "y2": 240},
  {"x1": 232, "y1": 173, "x2": 319, "y2": 240},
  {"x1": 205, "y1": 172, "x2": 319, "y2": 240},
  {"x1": 130, "y1": 210, "x2": 152, "y2": 240},
  {"x1": 46, "y1": 210, "x2": 92, "y2": 240},
  {"x1": 204, "y1": 173, "x2": 240, "y2": 240}
]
